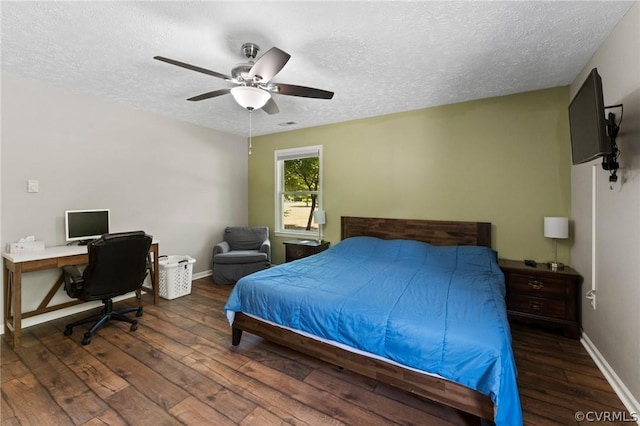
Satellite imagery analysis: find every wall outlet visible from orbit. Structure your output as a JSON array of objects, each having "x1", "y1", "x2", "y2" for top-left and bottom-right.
[{"x1": 27, "y1": 179, "x2": 39, "y2": 193}]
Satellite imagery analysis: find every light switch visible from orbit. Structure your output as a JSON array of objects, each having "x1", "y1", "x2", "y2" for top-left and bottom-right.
[{"x1": 27, "y1": 179, "x2": 39, "y2": 193}]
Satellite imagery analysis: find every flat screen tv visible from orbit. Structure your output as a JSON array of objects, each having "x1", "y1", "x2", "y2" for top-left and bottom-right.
[
  {"x1": 65, "y1": 209, "x2": 110, "y2": 243},
  {"x1": 568, "y1": 68, "x2": 610, "y2": 165}
]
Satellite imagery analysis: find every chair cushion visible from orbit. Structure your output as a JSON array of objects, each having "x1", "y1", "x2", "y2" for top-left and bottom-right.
[
  {"x1": 214, "y1": 250, "x2": 268, "y2": 264},
  {"x1": 224, "y1": 226, "x2": 269, "y2": 250}
]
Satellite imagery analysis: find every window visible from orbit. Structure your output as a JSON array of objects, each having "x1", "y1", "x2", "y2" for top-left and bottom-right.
[{"x1": 275, "y1": 146, "x2": 322, "y2": 237}]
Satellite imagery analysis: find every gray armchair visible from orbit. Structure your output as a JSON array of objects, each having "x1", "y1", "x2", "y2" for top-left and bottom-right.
[{"x1": 212, "y1": 226, "x2": 271, "y2": 284}]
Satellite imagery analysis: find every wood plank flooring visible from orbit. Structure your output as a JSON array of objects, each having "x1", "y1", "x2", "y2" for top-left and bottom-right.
[{"x1": 1, "y1": 278, "x2": 633, "y2": 425}]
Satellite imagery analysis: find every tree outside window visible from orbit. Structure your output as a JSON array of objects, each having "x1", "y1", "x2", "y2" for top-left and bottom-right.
[{"x1": 275, "y1": 146, "x2": 322, "y2": 236}]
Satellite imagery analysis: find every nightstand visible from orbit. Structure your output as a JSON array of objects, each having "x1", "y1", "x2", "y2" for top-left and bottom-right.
[
  {"x1": 499, "y1": 259, "x2": 582, "y2": 339},
  {"x1": 283, "y1": 240, "x2": 330, "y2": 262}
]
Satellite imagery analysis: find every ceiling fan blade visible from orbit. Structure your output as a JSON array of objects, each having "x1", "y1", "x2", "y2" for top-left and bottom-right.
[
  {"x1": 274, "y1": 83, "x2": 334, "y2": 99},
  {"x1": 187, "y1": 88, "x2": 231, "y2": 101},
  {"x1": 248, "y1": 47, "x2": 291, "y2": 82},
  {"x1": 154, "y1": 56, "x2": 231, "y2": 80},
  {"x1": 262, "y1": 98, "x2": 279, "y2": 115}
]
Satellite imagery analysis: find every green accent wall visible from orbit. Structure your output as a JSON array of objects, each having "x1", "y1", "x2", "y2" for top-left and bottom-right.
[{"x1": 249, "y1": 87, "x2": 572, "y2": 265}]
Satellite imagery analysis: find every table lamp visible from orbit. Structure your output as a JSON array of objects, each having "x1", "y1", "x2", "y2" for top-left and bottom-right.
[
  {"x1": 313, "y1": 210, "x2": 326, "y2": 243},
  {"x1": 544, "y1": 217, "x2": 568, "y2": 270}
]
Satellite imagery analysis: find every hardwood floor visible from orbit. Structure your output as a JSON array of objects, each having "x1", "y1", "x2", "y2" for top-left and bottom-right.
[{"x1": 1, "y1": 278, "x2": 632, "y2": 425}]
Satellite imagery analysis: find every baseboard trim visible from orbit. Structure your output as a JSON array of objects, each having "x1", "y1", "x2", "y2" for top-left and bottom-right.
[
  {"x1": 192, "y1": 269, "x2": 212, "y2": 280},
  {"x1": 0, "y1": 292, "x2": 138, "y2": 334},
  {"x1": 581, "y1": 332, "x2": 640, "y2": 424},
  {"x1": 0, "y1": 270, "x2": 215, "y2": 335}
]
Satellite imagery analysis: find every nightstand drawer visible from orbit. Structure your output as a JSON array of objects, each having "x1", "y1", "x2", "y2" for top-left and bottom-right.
[
  {"x1": 507, "y1": 273, "x2": 566, "y2": 299},
  {"x1": 290, "y1": 245, "x2": 316, "y2": 259},
  {"x1": 283, "y1": 240, "x2": 330, "y2": 262},
  {"x1": 507, "y1": 295, "x2": 567, "y2": 319}
]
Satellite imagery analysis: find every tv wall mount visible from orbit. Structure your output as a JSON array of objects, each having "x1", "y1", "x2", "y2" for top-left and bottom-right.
[{"x1": 603, "y1": 104, "x2": 623, "y2": 183}]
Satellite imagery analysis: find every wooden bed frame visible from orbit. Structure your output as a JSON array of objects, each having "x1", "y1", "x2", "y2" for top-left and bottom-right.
[
  {"x1": 231, "y1": 217, "x2": 495, "y2": 422},
  {"x1": 340, "y1": 216, "x2": 491, "y2": 247}
]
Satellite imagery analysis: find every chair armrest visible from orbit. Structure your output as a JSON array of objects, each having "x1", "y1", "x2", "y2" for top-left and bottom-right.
[
  {"x1": 62, "y1": 265, "x2": 84, "y2": 297},
  {"x1": 213, "y1": 241, "x2": 230, "y2": 255},
  {"x1": 260, "y1": 239, "x2": 271, "y2": 262},
  {"x1": 62, "y1": 265, "x2": 83, "y2": 283}
]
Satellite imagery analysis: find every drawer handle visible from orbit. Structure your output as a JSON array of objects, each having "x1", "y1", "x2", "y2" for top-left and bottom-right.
[
  {"x1": 528, "y1": 280, "x2": 544, "y2": 290},
  {"x1": 529, "y1": 301, "x2": 543, "y2": 311}
]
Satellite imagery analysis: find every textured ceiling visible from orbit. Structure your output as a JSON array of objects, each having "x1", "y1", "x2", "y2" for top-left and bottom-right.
[{"x1": 1, "y1": 1, "x2": 635, "y2": 137}]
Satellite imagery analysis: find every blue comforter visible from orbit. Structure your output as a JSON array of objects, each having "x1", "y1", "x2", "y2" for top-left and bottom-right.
[{"x1": 224, "y1": 236, "x2": 522, "y2": 425}]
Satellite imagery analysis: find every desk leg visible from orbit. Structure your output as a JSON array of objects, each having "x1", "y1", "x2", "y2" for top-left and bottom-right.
[
  {"x1": 3, "y1": 262, "x2": 10, "y2": 343},
  {"x1": 151, "y1": 244, "x2": 159, "y2": 305},
  {"x1": 3, "y1": 261, "x2": 22, "y2": 349}
]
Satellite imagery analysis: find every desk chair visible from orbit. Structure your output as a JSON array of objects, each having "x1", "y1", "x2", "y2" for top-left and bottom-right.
[{"x1": 62, "y1": 231, "x2": 152, "y2": 345}]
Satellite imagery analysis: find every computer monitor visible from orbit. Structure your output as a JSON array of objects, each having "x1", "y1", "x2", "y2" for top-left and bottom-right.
[{"x1": 65, "y1": 209, "x2": 110, "y2": 244}]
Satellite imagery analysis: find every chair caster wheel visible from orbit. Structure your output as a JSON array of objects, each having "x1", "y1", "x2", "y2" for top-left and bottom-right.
[
  {"x1": 82, "y1": 333, "x2": 92, "y2": 345},
  {"x1": 136, "y1": 308, "x2": 143, "y2": 317},
  {"x1": 64, "y1": 326, "x2": 73, "y2": 336},
  {"x1": 130, "y1": 321, "x2": 138, "y2": 331}
]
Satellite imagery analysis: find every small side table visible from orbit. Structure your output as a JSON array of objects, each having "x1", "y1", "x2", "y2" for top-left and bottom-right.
[
  {"x1": 499, "y1": 259, "x2": 582, "y2": 339},
  {"x1": 283, "y1": 240, "x2": 330, "y2": 262}
]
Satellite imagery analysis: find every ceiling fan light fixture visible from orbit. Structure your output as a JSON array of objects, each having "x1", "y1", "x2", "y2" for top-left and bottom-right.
[{"x1": 230, "y1": 86, "x2": 271, "y2": 110}]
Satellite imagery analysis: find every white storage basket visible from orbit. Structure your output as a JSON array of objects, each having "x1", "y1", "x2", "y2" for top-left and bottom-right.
[{"x1": 158, "y1": 255, "x2": 196, "y2": 300}]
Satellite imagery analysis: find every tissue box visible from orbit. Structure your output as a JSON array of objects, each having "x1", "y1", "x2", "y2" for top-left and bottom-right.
[{"x1": 6, "y1": 241, "x2": 45, "y2": 254}]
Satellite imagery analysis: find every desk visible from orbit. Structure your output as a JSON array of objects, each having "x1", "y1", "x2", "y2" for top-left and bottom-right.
[{"x1": 3, "y1": 242, "x2": 159, "y2": 348}]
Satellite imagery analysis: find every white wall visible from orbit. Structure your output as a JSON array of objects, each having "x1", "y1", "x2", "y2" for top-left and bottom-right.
[
  {"x1": 1, "y1": 73, "x2": 248, "y2": 327},
  {"x1": 570, "y1": 2, "x2": 640, "y2": 414}
]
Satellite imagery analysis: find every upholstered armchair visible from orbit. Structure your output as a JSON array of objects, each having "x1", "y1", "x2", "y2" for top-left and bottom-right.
[{"x1": 212, "y1": 226, "x2": 271, "y2": 284}]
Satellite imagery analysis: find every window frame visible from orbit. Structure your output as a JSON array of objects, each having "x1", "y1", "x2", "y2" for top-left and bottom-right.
[{"x1": 274, "y1": 145, "x2": 323, "y2": 238}]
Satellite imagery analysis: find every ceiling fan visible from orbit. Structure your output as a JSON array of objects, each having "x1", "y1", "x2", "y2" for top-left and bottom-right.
[{"x1": 154, "y1": 43, "x2": 334, "y2": 114}]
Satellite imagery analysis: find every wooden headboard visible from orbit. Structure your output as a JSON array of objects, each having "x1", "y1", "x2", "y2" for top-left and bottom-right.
[{"x1": 341, "y1": 216, "x2": 492, "y2": 247}]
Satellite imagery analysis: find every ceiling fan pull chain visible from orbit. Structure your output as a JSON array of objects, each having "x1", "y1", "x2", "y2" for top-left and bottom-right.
[{"x1": 248, "y1": 110, "x2": 253, "y2": 156}]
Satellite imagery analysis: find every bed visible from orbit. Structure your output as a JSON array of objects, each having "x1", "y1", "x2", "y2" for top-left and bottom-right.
[{"x1": 224, "y1": 217, "x2": 522, "y2": 425}]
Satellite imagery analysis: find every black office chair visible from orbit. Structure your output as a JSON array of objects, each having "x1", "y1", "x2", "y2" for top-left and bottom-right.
[{"x1": 62, "y1": 231, "x2": 153, "y2": 345}]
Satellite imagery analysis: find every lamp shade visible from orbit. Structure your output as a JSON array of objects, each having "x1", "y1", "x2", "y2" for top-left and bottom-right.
[
  {"x1": 544, "y1": 217, "x2": 569, "y2": 239},
  {"x1": 313, "y1": 210, "x2": 326, "y2": 225},
  {"x1": 230, "y1": 86, "x2": 271, "y2": 110}
]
